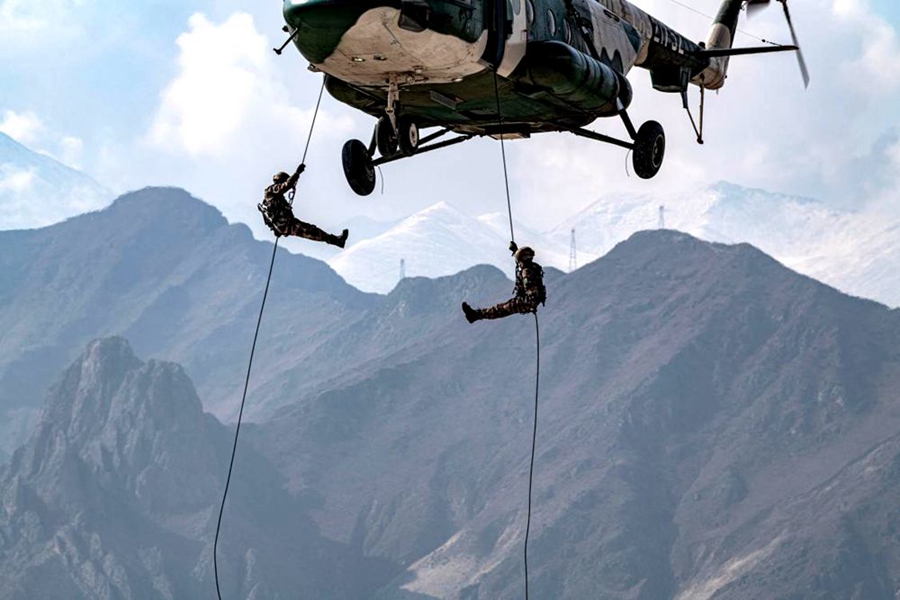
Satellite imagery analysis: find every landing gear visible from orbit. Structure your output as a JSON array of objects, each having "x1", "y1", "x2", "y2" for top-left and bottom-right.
[
  {"x1": 397, "y1": 116, "x2": 419, "y2": 157},
  {"x1": 340, "y1": 119, "x2": 474, "y2": 196},
  {"x1": 342, "y1": 139, "x2": 376, "y2": 196},
  {"x1": 560, "y1": 106, "x2": 667, "y2": 180},
  {"x1": 375, "y1": 117, "x2": 398, "y2": 159},
  {"x1": 632, "y1": 121, "x2": 666, "y2": 180}
]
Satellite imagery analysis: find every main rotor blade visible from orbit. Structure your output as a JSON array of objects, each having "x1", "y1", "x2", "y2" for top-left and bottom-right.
[{"x1": 782, "y1": 1, "x2": 811, "y2": 87}]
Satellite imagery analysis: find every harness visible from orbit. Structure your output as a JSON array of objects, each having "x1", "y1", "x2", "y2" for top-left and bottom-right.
[
  {"x1": 258, "y1": 189, "x2": 294, "y2": 237},
  {"x1": 516, "y1": 263, "x2": 547, "y2": 307}
]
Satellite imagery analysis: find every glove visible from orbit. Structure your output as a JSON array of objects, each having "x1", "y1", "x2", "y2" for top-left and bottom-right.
[
  {"x1": 296, "y1": 163, "x2": 306, "y2": 175},
  {"x1": 509, "y1": 241, "x2": 518, "y2": 254}
]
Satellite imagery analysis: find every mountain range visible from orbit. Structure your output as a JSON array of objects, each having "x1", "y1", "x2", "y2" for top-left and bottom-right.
[
  {"x1": 326, "y1": 183, "x2": 900, "y2": 309},
  {"x1": 3, "y1": 187, "x2": 900, "y2": 597}
]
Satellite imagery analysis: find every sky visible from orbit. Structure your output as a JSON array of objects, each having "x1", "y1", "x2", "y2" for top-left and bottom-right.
[{"x1": 1, "y1": 0, "x2": 899, "y2": 242}]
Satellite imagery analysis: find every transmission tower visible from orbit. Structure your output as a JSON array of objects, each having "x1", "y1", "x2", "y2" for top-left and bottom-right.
[
  {"x1": 568, "y1": 228, "x2": 577, "y2": 272},
  {"x1": 399, "y1": 258, "x2": 406, "y2": 281},
  {"x1": 658, "y1": 205, "x2": 666, "y2": 230}
]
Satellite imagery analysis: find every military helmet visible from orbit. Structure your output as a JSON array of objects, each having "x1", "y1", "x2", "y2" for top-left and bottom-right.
[
  {"x1": 514, "y1": 246, "x2": 535, "y2": 263},
  {"x1": 273, "y1": 171, "x2": 290, "y2": 183}
]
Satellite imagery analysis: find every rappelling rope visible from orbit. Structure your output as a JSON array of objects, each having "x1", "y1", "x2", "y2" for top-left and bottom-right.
[
  {"x1": 493, "y1": 69, "x2": 542, "y2": 600},
  {"x1": 492, "y1": 70, "x2": 516, "y2": 244},
  {"x1": 213, "y1": 76, "x2": 326, "y2": 600},
  {"x1": 524, "y1": 312, "x2": 541, "y2": 600}
]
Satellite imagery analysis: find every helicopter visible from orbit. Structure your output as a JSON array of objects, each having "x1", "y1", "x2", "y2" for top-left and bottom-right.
[{"x1": 277, "y1": 0, "x2": 808, "y2": 195}]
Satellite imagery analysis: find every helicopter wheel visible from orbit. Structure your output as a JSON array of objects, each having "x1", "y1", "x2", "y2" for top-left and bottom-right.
[
  {"x1": 632, "y1": 121, "x2": 665, "y2": 180},
  {"x1": 397, "y1": 116, "x2": 419, "y2": 157},
  {"x1": 375, "y1": 117, "x2": 398, "y2": 158},
  {"x1": 342, "y1": 139, "x2": 376, "y2": 196}
]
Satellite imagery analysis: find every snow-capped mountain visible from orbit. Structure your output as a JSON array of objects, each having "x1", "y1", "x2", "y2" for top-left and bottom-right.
[
  {"x1": 549, "y1": 181, "x2": 900, "y2": 307},
  {"x1": 329, "y1": 182, "x2": 900, "y2": 307},
  {"x1": 328, "y1": 202, "x2": 512, "y2": 293},
  {"x1": 0, "y1": 133, "x2": 112, "y2": 230}
]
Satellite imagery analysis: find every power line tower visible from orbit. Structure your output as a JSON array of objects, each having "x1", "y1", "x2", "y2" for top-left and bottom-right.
[
  {"x1": 399, "y1": 258, "x2": 406, "y2": 281},
  {"x1": 568, "y1": 228, "x2": 577, "y2": 272},
  {"x1": 658, "y1": 205, "x2": 666, "y2": 230}
]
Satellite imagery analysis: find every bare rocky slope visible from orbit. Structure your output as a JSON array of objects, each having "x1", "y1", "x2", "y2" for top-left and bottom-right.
[
  {"x1": 0, "y1": 338, "x2": 393, "y2": 599},
  {"x1": 252, "y1": 231, "x2": 900, "y2": 599}
]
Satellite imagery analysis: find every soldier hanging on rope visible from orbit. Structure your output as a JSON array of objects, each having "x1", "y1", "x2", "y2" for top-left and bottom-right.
[
  {"x1": 462, "y1": 242, "x2": 546, "y2": 323},
  {"x1": 258, "y1": 164, "x2": 349, "y2": 248}
]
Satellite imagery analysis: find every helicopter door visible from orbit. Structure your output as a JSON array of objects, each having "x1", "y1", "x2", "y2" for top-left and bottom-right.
[
  {"x1": 497, "y1": 0, "x2": 528, "y2": 76},
  {"x1": 480, "y1": 0, "x2": 507, "y2": 69}
]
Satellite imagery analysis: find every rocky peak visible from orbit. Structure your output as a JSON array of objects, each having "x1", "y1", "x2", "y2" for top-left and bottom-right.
[{"x1": 9, "y1": 337, "x2": 219, "y2": 515}]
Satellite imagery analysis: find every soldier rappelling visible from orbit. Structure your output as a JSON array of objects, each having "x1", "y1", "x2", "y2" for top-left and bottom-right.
[
  {"x1": 258, "y1": 164, "x2": 349, "y2": 248},
  {"x1": 462, "y1": 242, "x2": 546, "y2": 323}
]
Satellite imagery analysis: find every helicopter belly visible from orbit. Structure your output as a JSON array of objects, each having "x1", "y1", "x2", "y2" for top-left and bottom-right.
[{"x1": 315, "y1": 7, "x2": 488, "y2": 86}]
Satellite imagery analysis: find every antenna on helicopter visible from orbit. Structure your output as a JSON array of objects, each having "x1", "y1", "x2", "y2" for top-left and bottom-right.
[
  {"x1": 274, "y1": 26, "x2": 300, "y2": 55},
  {"x1": 745, "y1": 0, "x2": 810, "y2": 87}
]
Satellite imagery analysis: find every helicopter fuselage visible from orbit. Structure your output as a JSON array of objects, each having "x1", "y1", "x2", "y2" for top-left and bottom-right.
[{"x1": 282, "y1": 0, "x2": 736, "y2": 131}]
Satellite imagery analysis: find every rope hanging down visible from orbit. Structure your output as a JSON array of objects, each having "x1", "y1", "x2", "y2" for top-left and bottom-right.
[
  {"x1": 524, "y1": 312, "x2": 541, "y2": 600},
  {"x1": 492, "y1": 70, "x2": 541, "y2": 600},
  {"x1": 213, "y1": 76, "x2": 326, "y2": 600},
  {"x1": 492, "y1": 71, "x2": 516, "y2": 244}
]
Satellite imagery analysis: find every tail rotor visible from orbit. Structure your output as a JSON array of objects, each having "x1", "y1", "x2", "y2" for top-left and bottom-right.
[{"x1": 746, "y1": 0, "x2": 810, "y2": 87}]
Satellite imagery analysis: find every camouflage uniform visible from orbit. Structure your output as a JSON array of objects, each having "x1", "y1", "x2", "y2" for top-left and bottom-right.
[
  {"x1": 260, "y1": 170, "x2": 348, "y2": 247},
  {"x1": 478, "y1": 262, "x2": 545, "y2": 319},
  {"x1": 463, "y1": 246, "x2": 546, "y2": 322}
]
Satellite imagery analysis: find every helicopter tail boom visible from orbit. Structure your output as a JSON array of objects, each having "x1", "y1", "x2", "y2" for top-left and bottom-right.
[{"x1": 696, "y1": 0, "x2": 744, "y2": 89}]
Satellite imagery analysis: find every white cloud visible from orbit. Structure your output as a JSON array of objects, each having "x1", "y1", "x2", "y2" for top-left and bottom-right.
[
  {"x1": 0, "y1": 0, "x2": 85, "y2": 36},
  {"x1": 0, "y1": 110, "x2": 45, "y2": 145},
  {"x1": 140, "y1": 11, "x2": 357, "y2": 241},
  {"x1": 833, "y1": 0, "x2": 900, "y2": 90},
  {"x1": 149, "y1": 12, "x2": 353, "y2": 157},
  {"x1": 149, "y1": 13, "x2": 267, "y2": 156},
  {"x1": 0, "y1": 165, "x2": 35, "y2": 193},
  {"x1": 59, "y1": 136, "x2": 84, "y2": 169}
]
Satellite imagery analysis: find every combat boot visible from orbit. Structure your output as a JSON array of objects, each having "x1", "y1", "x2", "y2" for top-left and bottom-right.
[
  {"x1": 329, "y1": 229, "x2": 350, "y2": 249},
  {"x1": 461, "y1": 302, "x2": 481, "y2": 323}
]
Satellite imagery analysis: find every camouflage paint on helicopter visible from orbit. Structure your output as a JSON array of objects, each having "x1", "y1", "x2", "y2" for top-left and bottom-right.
[{"x1": 280, "y1": 0, "x2": 803, "y2": 193}]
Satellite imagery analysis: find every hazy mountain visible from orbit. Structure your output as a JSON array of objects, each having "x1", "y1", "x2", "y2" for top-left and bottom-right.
[
  {"x1": 328, "y1": 202, "x2": 574, "y2": 293},
  {"x1": 328, "y1": 202, "x2": 516, "y2": 293},
  {"x1": 0, "y1": 133, "x2": 112, "y2": 230},
  {"x1": 0, "y1": 338, "x2": 394, "y2": 599},
  {"x1": 550, "y1": 181, "x2": 900, "y2": 307},
  {"x1": 0, "y1": 186, "x2": 376, "y2": 457},
  {"x1": 251, "y1": 231, "x2": 900, "y2": 599},
  {"x1": 325, "y1": 183, "x2": 900, "y2": 306},
  {"x1": 278, "y1": 213, "x2": 401, "y2": 263}
]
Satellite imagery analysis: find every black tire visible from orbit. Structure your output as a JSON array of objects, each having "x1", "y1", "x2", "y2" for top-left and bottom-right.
[
  {"x1": 632, "y1": 120, "x2": 665, "y2": 179},
  {"x1": 342, "y1": 139, "x2": 376, "y2": 196},
  {"x1": 397, "y1": 116, "x2": 419, "y2": 157},
  {"x1": 375, "y1": 117, "x2": 398, "y2": 158}
]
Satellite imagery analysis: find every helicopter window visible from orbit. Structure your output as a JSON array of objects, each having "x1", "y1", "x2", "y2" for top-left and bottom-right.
[
  {"x1": 547, "y1": 9, "x2": 556, "y2": 36},
  {"x1": 526, "y1": 0, "x2": 534, "y2": 25}
]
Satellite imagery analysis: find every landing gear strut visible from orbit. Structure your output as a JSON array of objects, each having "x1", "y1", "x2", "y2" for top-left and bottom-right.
[{"x1": 559, "y1": 107, "x2": 667, "y2": 180}]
